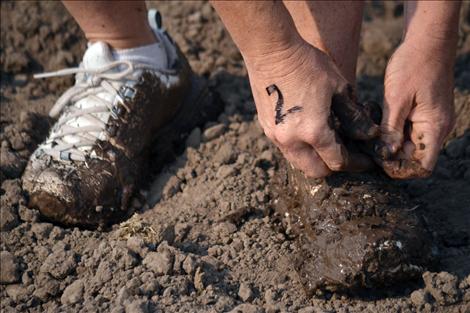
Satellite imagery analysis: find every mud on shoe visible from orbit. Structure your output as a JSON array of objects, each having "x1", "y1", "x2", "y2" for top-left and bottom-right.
[{"x1": 22, "y1": 10, "x2": 218, "y2": 228}]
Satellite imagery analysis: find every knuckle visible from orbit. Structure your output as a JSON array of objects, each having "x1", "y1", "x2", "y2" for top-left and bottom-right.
[
  {"x1": 274, "y1": 130, "x2": 294, "y2": 147},
  {"x1": 304, "y1": 131, "x2": 322, "y2": 147},
  {"x1": 263, "y1": 128, "x2": 276, "y2": 141},
  {"x1": 303, "y1": 125, "x2": 329, "y2": 147},
  {"x1": 311, "y1": 133, "x2": 333, "y2": 151},
  {"x1": 327, "y1": 160, "x2": 346, "y2": 172},
  {"x1": 304, "y1": 167, "x2": 331, "y2": 179},
  {"x1": 380, "y1": 123, "x2": 403, "y2": 139},
  {"x1": 382, "y1": 108, "x2": 408, "y2": 128},
  {"x1": 384, "y1": 88, "x2": 406, "y2": 108}
]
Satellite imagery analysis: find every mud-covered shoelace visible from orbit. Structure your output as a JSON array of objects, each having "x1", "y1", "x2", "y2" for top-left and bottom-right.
[{"x1": 34, "y1": 61, "x2": 146, "y2": 162}]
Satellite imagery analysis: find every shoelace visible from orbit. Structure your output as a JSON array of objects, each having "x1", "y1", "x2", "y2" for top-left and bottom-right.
[{"x1": 34, "y1": 61, "x2": 143, "y2": 162}]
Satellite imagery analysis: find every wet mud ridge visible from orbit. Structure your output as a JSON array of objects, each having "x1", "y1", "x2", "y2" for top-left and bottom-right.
[{"x1": 274, "y1": 163, "x2": 434, "y2": 295}]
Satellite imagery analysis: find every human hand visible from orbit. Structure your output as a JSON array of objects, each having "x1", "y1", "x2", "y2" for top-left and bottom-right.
[
  {"x1": 245, "y1": 41, "x2": 379, "y2": 178},
  {"x1": 380, "y1": 39, "x2": 456, "y2": 179}
]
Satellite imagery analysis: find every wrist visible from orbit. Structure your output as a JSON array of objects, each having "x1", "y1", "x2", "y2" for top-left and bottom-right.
[
  {"x1": 244, "y1": 39, "x2": 332, "y2": 84},
  {"x1": 238, "y1": 20, "x2": 306, "y2": 66},
  {"x1": 243, "y1": 36, "x2": 305, "y2": 73},
  {"x1": 401, "y1": 31, "x2": 457, "y2": 68},
  {"x1": 212, "y1": 1, "x2": 304, "y2": 65},
  {"x1": 403, "y1": 1, "x2": 460, "y2": 64}
]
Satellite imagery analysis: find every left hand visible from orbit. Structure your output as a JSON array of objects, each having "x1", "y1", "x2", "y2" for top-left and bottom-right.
[{"x1": 379, "y1": 39, "x2": 456, "y2": 179}]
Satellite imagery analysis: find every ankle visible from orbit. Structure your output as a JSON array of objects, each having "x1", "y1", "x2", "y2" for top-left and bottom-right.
[
  {"x1": 112, "y1": 39, "x2": 168, "y2": 69},
  {"x1": 87, "y1": 27, "x2": 157, "y2": 50}
]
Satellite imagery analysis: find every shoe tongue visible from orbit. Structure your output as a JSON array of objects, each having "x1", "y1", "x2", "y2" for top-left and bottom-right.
[{"x1": 83, "y1": 42, "x2": 115, "y2": 70}]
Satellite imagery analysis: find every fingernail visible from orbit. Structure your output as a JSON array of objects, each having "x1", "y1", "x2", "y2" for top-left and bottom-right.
[
  {"x1": 374, "y1": 142, "x2": 391, "y2": 159},
  {"x1": 388, "y1": 142, "x2": 400, "y2": 154}
]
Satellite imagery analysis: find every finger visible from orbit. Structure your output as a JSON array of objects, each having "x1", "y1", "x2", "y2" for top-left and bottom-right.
[
  {"x1": 308, "y1": 125, "x2": 350, "y2": 172},
  {"x1": 323, "y1": 136, "x2": 376, "y2": 172},
  {"x1": 331, "y1": 84, "x2": 380, "y2": 140},
  {"x1": 401, "y1": 140, "x2": 416, "y2": 159},
  {"x1": 380, "y1": 158, "x2": 431, "y2": 179},
  {"x1": 375, "y1": 140, "x2": 430, "y2": 179},
  {"x1": 281, "y1": 143, "x2": 331, "y2": 178},
  {"x1": 381, "y1": 84, "x2": 413, "y2": 154},
  {"x1": 409, "y1": 120, "x2": 444, "y2": 171}
]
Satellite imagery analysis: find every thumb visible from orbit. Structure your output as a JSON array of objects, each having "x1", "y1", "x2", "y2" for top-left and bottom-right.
[
  {"x1": 381, "y1": 87, "x2": 412, "y2": 155},
  {"x1": 331, "y1": 84, "x2": 380, "y2": 141}
]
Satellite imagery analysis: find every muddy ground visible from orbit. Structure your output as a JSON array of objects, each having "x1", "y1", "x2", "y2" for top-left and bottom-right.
[{"x1": 1, "y1": 1, "x2": 470, "y2": 312}]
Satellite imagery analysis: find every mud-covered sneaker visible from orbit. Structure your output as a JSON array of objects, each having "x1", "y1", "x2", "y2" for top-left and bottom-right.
[{"x1": 22, "y1": 10, "x2": 218, "y2": 228}]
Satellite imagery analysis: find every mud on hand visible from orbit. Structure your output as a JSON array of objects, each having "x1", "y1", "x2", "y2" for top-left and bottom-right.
[{"x1": 330, "y1": 85, "x2": 431, "y2": 179}]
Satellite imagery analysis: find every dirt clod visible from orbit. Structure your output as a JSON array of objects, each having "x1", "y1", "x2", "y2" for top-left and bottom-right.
[
  {"x1": 17, "y1": 205, "x2": 39, "y2": 222},
  {"x1": 228, "y1": 303, "x2": 264, "y2": 313},
  {"x1": 0, "y1": 251, "x2": 20, "y2": 284},
  {"x1": 31, "y1": 222, "x2": 53, "y2": 240},
  {"x1": 423, "y1": 271, "x2": 462, "y2": 306},
  {"x1": 124, "y1": 299, "x2": 150, "y2": 313},
  {"x1": 162, "y1": 176, "x2": 182, "y2": 200},
  {"x1": 0, "y1": 148, "x2": 26, "y2": 178},
  {"x1": 60, "y1": 279, "x2": 84, "y2": 305},
  {"x1": 126, "y1": 236, "x2": 148, "y2": 258},
  {"x1": 214, "y1": 142, "x2": 236, "y2": 164},
  {"x1": 40, "y1": 249, "x2": 78, "y2": 279},
  {"x1": 0, "y1": 205, "x2": 19, "y2": 232},
  {"x1": 239, "y1": 282, "x2": 255, "y2": 302},
  {"x1": 202, "y1": 123, "x2": 226, "y2": 141},
  {"x1": 0, "y1": 1, "x2": 469, "y2": 312},
  {"x1": 182, "y1": 254, "x2": 198, "y2": 276},
  {"x1": 32, "y1": 272, "x2": 60, "y2": 301},
  {"x1": 194, "y1": 267, "x2": 207, "y2": 292},
  {"x1": 143, "y1": 251, "x2": 174, "y2": 276},
  {"x1": 410, "y1": 289, "x2": 431, "y2": 307}
]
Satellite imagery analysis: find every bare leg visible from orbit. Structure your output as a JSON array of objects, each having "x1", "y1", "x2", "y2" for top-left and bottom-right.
[
  {"x1": 284, "y1": 1, "x2": 364, "y2": 83},
  {"x1": 62, "y1": 1, "x2": 156, "y2": 49}
]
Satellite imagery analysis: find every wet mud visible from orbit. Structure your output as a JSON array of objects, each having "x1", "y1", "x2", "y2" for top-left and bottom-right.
[{"x1": 275, "y1": 162, "x2": 434, "y2": 295}]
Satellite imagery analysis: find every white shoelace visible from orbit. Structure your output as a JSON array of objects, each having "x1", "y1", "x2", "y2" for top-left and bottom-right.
[{"x1": 34, "y1": 61, "x2": 145, "y2": 162}]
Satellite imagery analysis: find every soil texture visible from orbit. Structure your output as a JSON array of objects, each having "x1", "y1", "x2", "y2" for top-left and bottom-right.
[{"x1": 1, "y1": 1, "x2": 470, "y2": 312}]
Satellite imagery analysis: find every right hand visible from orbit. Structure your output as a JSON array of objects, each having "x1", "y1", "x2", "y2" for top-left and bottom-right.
[
  {"x1": 244, "y1": 41, "x2": 379, "y2": 178},
  {"x1": 378, "y1": 39, "x2": 456, "y2": 179}
]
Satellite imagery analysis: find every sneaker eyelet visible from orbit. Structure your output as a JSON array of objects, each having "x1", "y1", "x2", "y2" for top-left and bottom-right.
[
  {"x1": 106, "y1": 124, "x2": 117, "y2": 137},
  {"x1": 60, "y1": 151, "x2": 72, "y2": 161},
  {"x1": 118, "y1": 85, "x2": 136, "y2": 101},
  {"x1": 111, "y1": 105, "x2": 121, "y2": 117},
  {"x1": 107, "y1": 150, "x2": 117, "y2": 162}
]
